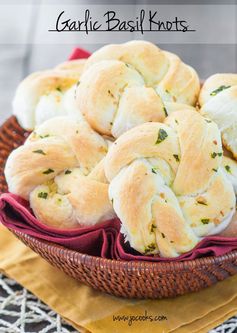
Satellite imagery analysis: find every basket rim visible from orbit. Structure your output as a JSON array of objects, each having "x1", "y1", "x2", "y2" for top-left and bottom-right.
[{"x1": 12, "y1": 228, "x2": 237, "y2": 273}]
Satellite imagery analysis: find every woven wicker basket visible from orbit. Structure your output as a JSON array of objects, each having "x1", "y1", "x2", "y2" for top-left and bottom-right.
[{"x1": 1, "y1": 116, "x2": 237, "y2": 299}]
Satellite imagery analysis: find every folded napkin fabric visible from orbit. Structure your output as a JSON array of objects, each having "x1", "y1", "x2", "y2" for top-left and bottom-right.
[
  {"x1": 69, "y1": 47, "x2": 91, "y2": 60},
  {"x1": 1, "y1": 193, "x2": 237, "y2": 263}
]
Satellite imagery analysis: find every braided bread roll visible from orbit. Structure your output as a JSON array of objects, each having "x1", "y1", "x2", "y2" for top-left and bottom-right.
[
  {"x1": 199, "y1": 74, "x2": 237, "y2": 159},
  {"x1": 5, "y1": 117, "x2": 114, "y2": 228},
  {"x1": 13, "y1": 59, "x2": 85, "y2": 131},
  {"x1": 76, "y1": 41, "x2": 200, "y2": 138},
  {"x1": 104, "y1": 110, "x2": 236, "y2": 257}
]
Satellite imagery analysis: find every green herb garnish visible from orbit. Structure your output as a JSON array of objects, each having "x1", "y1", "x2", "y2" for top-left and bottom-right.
[
  {"x1": 211, "y1": 152, "x2": 222, "y2": 158},
  {"x1": 155, "y1": 128, "x2": 168, "y2": 144},
  {"x1": 144, "y1": 243, "x2": 156, "y2": 254},
  {"x1": 56, "y1": 87, "x2": 62, "y2": 92},
  {"x1": 201, "y1": 218, "x2": 210, "y2": 224},
  {"x1": 65, "y1": 170, "x2": 72, "y2": 175},
  {"x1": 43, "y1": 168, "x2": 54, "y2": 175},
  {"x1": 38, "y1": 192, "x2": 48, "y2": 199},
  {"x1": 33, "y1": 149, "x2": 46, "y2": 155},
  {"x1": 39, "y1": 134, "x2": 50, "y2": 139},
  {"x1": 212, "y1": 168, "x2": 218, "y2": 172},
  {"x1": 151, "y1": 167, "x2": 157, "y2": 174},
  {"x1": 173, "y1": 154, "x2": 180, "y2": 162},
  {"x1": 225, "y1": 165, "x2": 231, "y2": 173},
  {"x1": 161, "y1": 233, "x2": 165, "y2": 238},
  {"x1": 150, "y1": 224, "x2": 157, "y2": 232},
  {"x1": 210, "y1": 85, "x2": 230, "y2": 96},
  {"x1": 163, "y1": 107, "x2": 168, "y2": 117}
]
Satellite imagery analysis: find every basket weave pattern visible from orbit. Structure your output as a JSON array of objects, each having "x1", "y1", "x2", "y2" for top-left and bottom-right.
[{"x1": 1, "y1": 116, "x2": 237, "y2": 299}]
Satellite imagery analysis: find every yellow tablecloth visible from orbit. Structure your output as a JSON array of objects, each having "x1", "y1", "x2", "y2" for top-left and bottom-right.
[{"x1": 1, "y1": 224, "x2": 237, "y2": 333}]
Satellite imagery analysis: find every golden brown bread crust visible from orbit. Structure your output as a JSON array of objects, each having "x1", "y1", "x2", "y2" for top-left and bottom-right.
[
  {"x1": 77, "y1": 60, "x2": 167, "y2": 137},
  {"x1": 84, "y1": 41, "x2": 200, "y2": 103},
  {"x1": 13, "y1": 59, "x2": 86, "y2": 130},
  {"x1": 104, "y1": 110, "x2": 236, "y2": 257},
  {"x1": 76, "y1": 41, "x2": 200, "y2": 138},
  {"x1": 5, "y1": 116, "x2": 115, "y2": 228}
]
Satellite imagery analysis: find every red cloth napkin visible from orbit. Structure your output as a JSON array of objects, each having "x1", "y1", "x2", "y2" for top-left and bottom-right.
[
  {"x1": 1, "y1": 47, "x2": 237, "y2": 262},
  {"x1": 1, "y1": 193, "x2": 237, "y2": 261},
  {"x1": 68, "y1": 47, "x2": 91, "y2": 60}
]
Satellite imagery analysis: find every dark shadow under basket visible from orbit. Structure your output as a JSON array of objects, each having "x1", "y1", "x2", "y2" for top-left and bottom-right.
[{"x1": 1, "y1": 116, "x2": 237, "y2": 299}]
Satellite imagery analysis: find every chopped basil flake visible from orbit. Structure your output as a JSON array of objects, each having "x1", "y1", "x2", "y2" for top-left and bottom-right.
[
  {"x1": 163, "y1": 107, "x2": 168, "y2": 117},
  {"x1": 43, "y1": 168, "x2": 54, "y2": 175},
  {"x1": 33, "y1": 149, "x2": 46, "y2": 155},
  {"x1": 175, "y1": 119, "x2": 179, "y2": 124},
  {"x1": 225, "y1": 165, "x2": 231, "y2": 173},
  {"x1": 39, "y1": 134, "x2": 50, "y2": 139},
  {"x1": 38, "y1": 192, "x2": 48, "y2": 199},
  {"x1": 155, "y1": 128, "x2": 168, "y2": 144},
  {"x1": 161, "y1": 233, "x2": 165, "y2": 238},
  {"x1": 76, "y1": 81, "x2": 80, "y2": 87},
  {"x1": 210, "y1": 85, "x2": 230, "y2": 96},
  {"x1": 151, "y1": 167, "x2": 157, "y2": 174},
  {"x1": 205, "y1": 119, "x2": 212, "y2": 123},
  {"x1": 65, "y1": 170, "x2": 72, "y2": 175},
  {"x1": 173, "y1": 154, "x2": 180, "y2": 162},
  {"x1": 150, "y1": 224, "x2": 157, "y2": 232},
  {"x1": 212, "y1": 168, "x2": 218, "y2": 172},
  {"x1": 201, "y1": 218, "x2": 210, "y2": 224},
  {"x1": 144, "y1": 243, "x2": 156, "y2": 254},
  {"x1": 56, "y1": 87, "x2": 62, "y2": 92},
  {"x1": 211, "y1": 152, "x2": 222, "y2": 158}
]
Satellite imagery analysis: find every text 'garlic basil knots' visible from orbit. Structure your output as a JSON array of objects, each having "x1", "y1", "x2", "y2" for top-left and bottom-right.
[
  {"x1": 5, "y1": 117, "x2": 115, "y2": 228},
  {"x1": 13, "y1": 59, "x2": 86, "y2": 131},
  {"x1": 104, "y1": 110, "x2": 236, "y2": 258},
  {"x1": 76, "y1": 41, "x2": 200, "y2": 138},
  {"x1": 199, "y1": 74, "x2": 237, "y2": 159}
]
